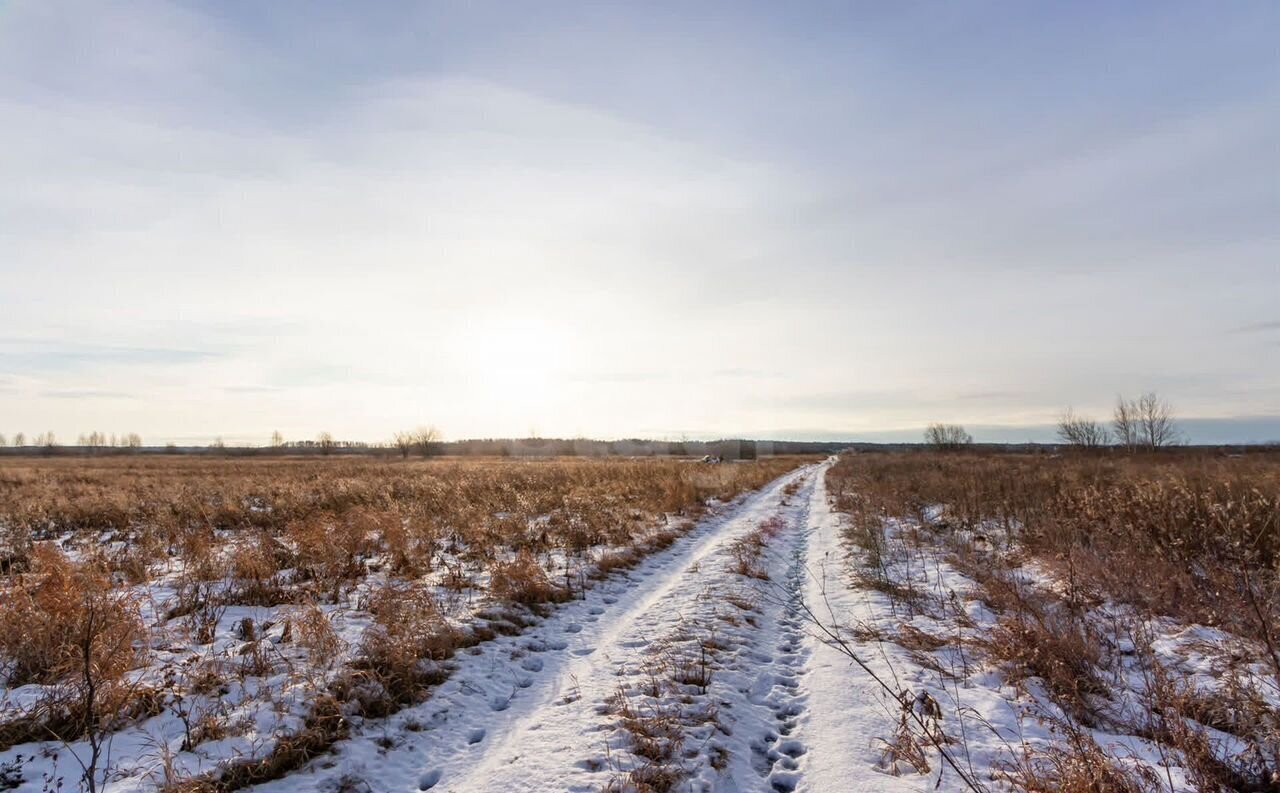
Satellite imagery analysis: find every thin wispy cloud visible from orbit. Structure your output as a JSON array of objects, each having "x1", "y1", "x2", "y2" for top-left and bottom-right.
[
  {"x1": 1232, "y1": 320, "x2": 1280, "y2": 333},
  {"x1": 0, "y1": 338, "x2": 222, "y2": 372},
  {"x1": 40, "y1": 389, "x2": 137, "y2": 400}
]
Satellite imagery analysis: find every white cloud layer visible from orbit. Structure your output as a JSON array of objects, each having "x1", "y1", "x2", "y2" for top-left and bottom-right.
[{"x1": 1, "y1": 1, "x2": 1277, "y2": 443}]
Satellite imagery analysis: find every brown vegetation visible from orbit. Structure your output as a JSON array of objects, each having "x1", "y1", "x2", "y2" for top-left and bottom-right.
[
  {"x1": 0, "y1": 454, "x2": 807, "y2": 788},
  {"x1": 827, "y1": 449, "x2": 1280, "y2": 792}
]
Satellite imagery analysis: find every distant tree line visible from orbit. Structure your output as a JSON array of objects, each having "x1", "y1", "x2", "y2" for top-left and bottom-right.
[
  {"x1": 0, "y1": 431, "x2": 142, "y2": 453},
  {"x1": 138, "y1": 435, "x2": 849, "y2": 459}
]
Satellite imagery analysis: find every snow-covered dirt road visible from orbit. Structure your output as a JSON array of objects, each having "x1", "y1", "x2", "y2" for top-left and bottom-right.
[
  {"x1": 252, "y1": 458, "x2": 1033, "y2": 793},
  {"x1": 257, "y1": 462, "x2": 838, "y2": 793}
]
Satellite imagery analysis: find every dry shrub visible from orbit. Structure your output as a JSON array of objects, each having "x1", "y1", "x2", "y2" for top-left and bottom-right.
[
  {"x1": 608, "y1": 685, "x2": 685, "y2": 773},
  {"x1": 380, "y1": 512, "x2": 436, "y2": 577},
  {"x1": 1000, "y1": 719, "x2": 1162, "y2": 792},
  {"x1": 355, "y1": 583, "x2": 459, "y2": 710},
  {"x1": 987, "y1": 611, "x2": 1106, "y2": 725},
  {"x1": 288, "y1": 604, "x2": 343, "y2": 659},
  {"x1": 488, "y1": 550, "x2": 568, "y2": 606},
  {"x1": 287, "y1": 512, "x2": 375, "y2": 597},
  {"x1": 0, "y1": 546, "x2": 142, "y2": 687},
  {"x1": 176, "y1": 526, "x2": 224, "y2": 582},
  {"x1": 595, "y1": 547, "x2": 642, "y2": 578},
  {"x1": 961, "y1": 563, "x2": 1107, "y2": 724},
  {"x1": 227, "y1": 532, "x2": 289, "y2": 604},
  {"x1": 728, "y1": 518, "x2": 784, "y2": 580},
  {"x1": 170, "y1": 694, "x2": 348, "y2": 793},
  {"x1": 1141, "y1": 653, "x2": 1279, "y2": 792},
  {"x1": 0, "y1": 524, "x2": 33, "y2": 575}
]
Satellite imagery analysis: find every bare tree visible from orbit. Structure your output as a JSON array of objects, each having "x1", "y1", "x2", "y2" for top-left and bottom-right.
[
  {"x1": 1112, "y1": 396, "x2": 1139, "y2": 452},
  {"x1": 1114, "y1": 393, "x2": 1179, "y2": 451},
  {"x1": 412, "y1": 426, "x2": 440, "y2": 458},
  {"x1": 395, "y1": 426, "x2": 440, "y2": 458},
  {"x1": 13, "y1": 432, "x2": 24, "y2": 448},
  {"x1": 316, "y1": 432, "x2": 335, "y2": 455},
  {"x1": 924, "y1": 423, "x2": 973, "y2": 450},
  {"x1": 270, "y1": 430, "x2": 284, "y2": 448},
  {"x1": 61, "y1": 586, "x2": 144, "y2": 793},
  {"x1": 124, "y1": 433, "x2": 142, "y2": 450},
  {"x1": 0, "y1": 433, "x2": 6, "y2": 448},
  {"x1": 1057, "y1": 408, "x2": 1110, "y2": 449},
  {"x1": 1135, "y1": 392, "x2": 1179, "y2": 450}
]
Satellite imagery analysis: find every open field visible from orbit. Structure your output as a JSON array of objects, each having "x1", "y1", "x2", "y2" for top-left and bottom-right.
[
  {"x1": 0, "y1": 456, "x2": 808, "y2": 791},
  {"x1": 1, "y1": 452, "x2": 1277, "y2": 792}
]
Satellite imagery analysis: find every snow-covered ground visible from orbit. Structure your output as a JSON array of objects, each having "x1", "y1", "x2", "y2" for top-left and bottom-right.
[
  {"x1": 5, "y1": 457, "x2": 1273, "y2": 791},
  {"x1": 252, "y1": 462, "x2": 823, "y2": 793}
]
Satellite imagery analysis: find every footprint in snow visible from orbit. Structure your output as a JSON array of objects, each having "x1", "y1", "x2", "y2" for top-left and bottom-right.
[
  {"x1": 418, "y1": 770, "x2": 442, "y2": 790},
  {"x1": 589, "y1": 605, "x2": 605, "y2": 615},
  {"x1": 521, "y1": 657, "x2": 544, "y2": 672},
  {"x1": 564, "y1": 623, "x2": 583, "y2": 633},
  {"x1": 776, "y1": 739, "x2": 806, "y2": 758},
  {"x1": 467, "y1": 728, "x2": 486, "y2": 745}
]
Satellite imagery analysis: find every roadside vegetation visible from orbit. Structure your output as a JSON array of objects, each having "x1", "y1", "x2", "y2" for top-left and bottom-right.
[
  {"x1": 0, "y1": 455, "x2": 806, "y2": 791},
  {"x1": 824, "y1": 448, "x2": 1280, "y2": 792}
]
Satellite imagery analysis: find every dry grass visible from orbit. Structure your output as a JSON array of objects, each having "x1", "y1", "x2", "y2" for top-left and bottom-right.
[
  {"x1": 999, "y1": 718, "x2": 1163, "y2": 792},
  {"x1": 0, "y1": 455, "x2": 805, "y2": 593},
  {"x1": 0, "y1": 455, "x2": 807, "y2": 788},
  {"x1": 827, "y1": 450, "x2": 1280, "y2": 792},
  {"x1": 0, "y1": 546, "x2": 142, "y2": 688},
  {"x1": 488, "y1": 550, "x2": 569, "y2": 606},
  {"x1": 827, "y1": 451, "x2": 1280, "y2": 649}
]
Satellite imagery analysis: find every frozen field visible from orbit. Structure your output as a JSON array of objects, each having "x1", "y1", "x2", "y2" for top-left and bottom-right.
[{"x1": 2, "y1": 454, "x2": 1278, "y2": 792}]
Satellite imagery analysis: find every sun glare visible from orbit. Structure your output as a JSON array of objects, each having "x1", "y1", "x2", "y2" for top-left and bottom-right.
[{"x1": 454, "y1": 317, "x2": 577, "y2": 406}]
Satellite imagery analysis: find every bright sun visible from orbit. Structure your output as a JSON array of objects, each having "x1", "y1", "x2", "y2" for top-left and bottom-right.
[{"x1": 453, "y1": 317, "x2": 578, "y2": 407}]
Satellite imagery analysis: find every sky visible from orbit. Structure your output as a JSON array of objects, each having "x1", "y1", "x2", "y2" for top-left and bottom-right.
[{"x1": 1, "y1": 0, "x2": 1278, "y2": 445}]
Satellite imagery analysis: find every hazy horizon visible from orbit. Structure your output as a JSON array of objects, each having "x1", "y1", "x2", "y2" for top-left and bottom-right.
[{"x1": 3, "y1": 1, "x2": 1277, "y2": 444}]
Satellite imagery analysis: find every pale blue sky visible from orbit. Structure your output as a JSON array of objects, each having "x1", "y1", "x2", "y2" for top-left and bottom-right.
[{"x1": 1, "y1": 1, "x2": 1277, "y2": 444}]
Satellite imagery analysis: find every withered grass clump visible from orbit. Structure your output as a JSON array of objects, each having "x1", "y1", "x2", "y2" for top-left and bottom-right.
[
  {"x1": 354, "y1": 583, "x2": 460, "y2": 711},
  {"x1": 0, "y1": 546, "x2": 142, "y2": 688},
  {"x1": 488, "y1": 550, "x2": 569, "y2": 606},
  {"x1": 999, "y1": 718, "x2": 1163, "y2": 793}
]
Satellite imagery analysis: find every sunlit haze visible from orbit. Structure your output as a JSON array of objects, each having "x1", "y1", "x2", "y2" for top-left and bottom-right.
[{"x1": 2, "y1": 1, "x2": 1277, "y2": 445}]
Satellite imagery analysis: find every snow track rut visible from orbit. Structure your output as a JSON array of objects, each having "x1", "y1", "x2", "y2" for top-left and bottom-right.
[{"x1": 439, "y1": 464, "x2": 824, "y2": 792}]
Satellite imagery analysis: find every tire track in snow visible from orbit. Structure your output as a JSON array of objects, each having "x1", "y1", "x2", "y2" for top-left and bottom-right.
[{"x1": 748, "y1": 498, "x2": 815, "y2": 793}]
